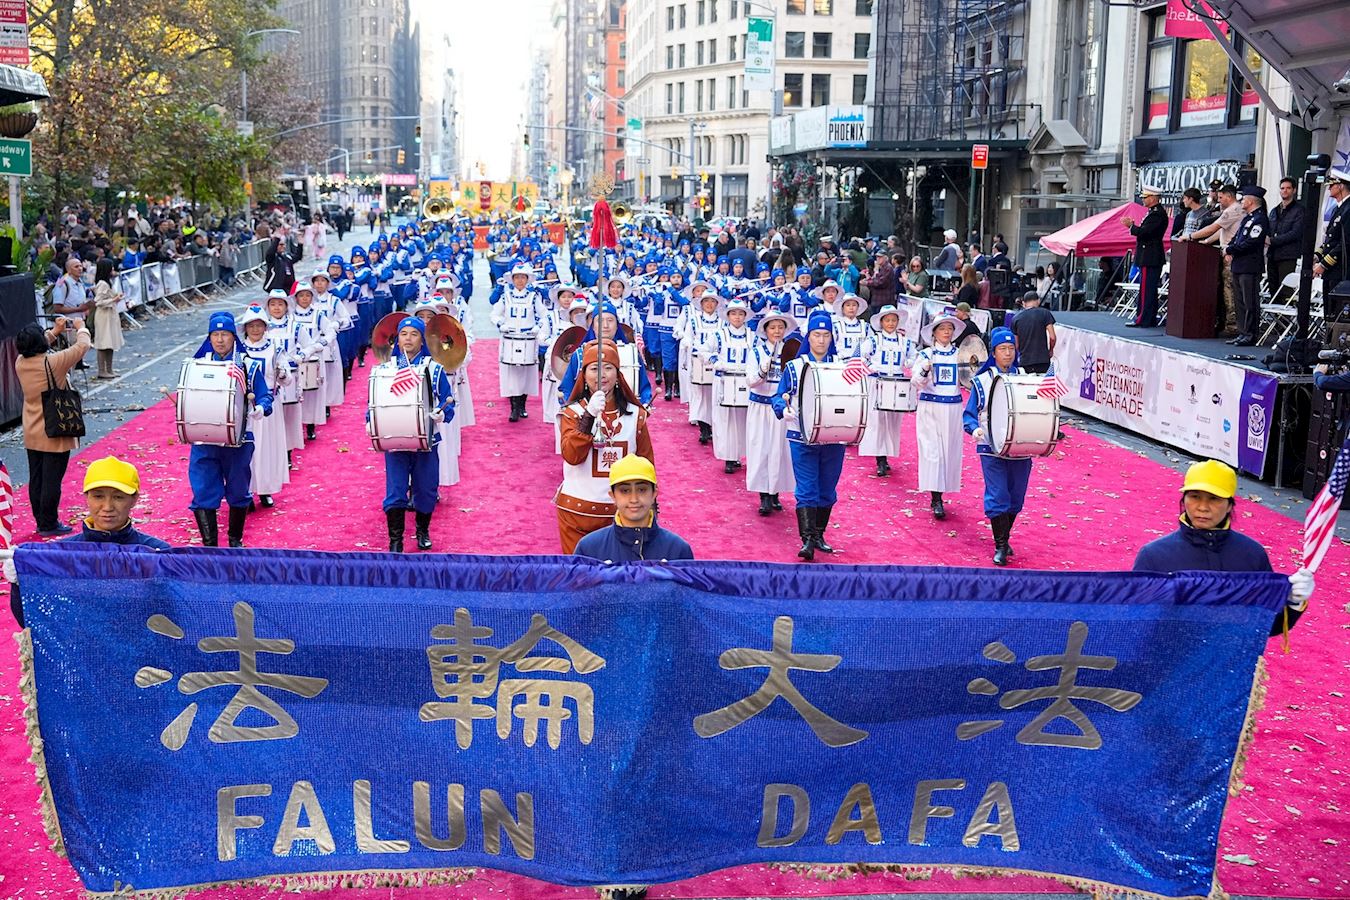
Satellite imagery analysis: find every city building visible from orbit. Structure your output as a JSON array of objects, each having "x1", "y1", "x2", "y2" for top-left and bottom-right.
[
  {"x1": 626, "y1": 0, "x2": 872, "y2": 220},
  {"x1": 547, "y1": 0, "x2": 606, "y2": 197},
  {"x1": 526, "y1": 53, "x2": 551, "y2": 186},
  {"x1": 419, "y1": 34, "x2": 461, "y2": 180},
  {"x1": 276, "y1": 0, "x2": 421, "y2": 176}
]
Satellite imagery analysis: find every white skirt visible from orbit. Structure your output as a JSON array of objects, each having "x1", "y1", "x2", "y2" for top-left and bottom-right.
[
  {"x1": 915, "y1": 399, "x2": 963, "y2": 493},
  {"x1": 858, "y1": 380, "x2": 902, "y2": 457},
  {"x1": 248, "y1": 407, "x2": 289, "y2": 496},
  {"x1": 456, "y1": 362, "x2": 476, "y2": 427},
  {"x1": 322, "y1": 353, "x2": 345, "y2": 408},
  {"x1": 711, "y1": 377, "x2": 748, "y2": 462},
  {"x1": 499, "y1": 361, "x2": 539, "y2": 397},
  {"x1": 283, "y1": 401, "x2": 304, "y2": 451},
  {"x1": 687, "y1": 382, "x2": 714, "y2": 425},
  {"x1": 438, "y1": 418, "x2": 460, "y2": 487},
  {"x1": 300, "y1": 385, "x2": 327, "y2": 426},
  {"x1": 745, "y1": 401, "x2": 794, "y2": 494},
  {"x1": 542, "y1": 371, "x2": 562, "y2": 422}
]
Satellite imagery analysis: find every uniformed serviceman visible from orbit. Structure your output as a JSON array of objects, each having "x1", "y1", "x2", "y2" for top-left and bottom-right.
[{"x1": 1313, "y1": 168, "x2": 1350, "y2": 291}]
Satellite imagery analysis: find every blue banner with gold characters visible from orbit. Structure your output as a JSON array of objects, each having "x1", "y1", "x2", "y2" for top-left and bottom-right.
[{"x1": 15, "y1": 543, "x2": 1287, "y2": 898}]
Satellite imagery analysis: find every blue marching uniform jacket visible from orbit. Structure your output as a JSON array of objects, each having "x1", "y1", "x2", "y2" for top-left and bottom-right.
[
  {"x1": 188, "y1": 351, "x2": 272, "y2": 510},
  {"x1": 963, "y1": 363, "x2": 1034, "y2": 517},
  {"x1": 374, "y1": 347, "x2": 455, "y2": 514},
  {"x1": 772, "y1": 351, "x2": 846, "y2": 508}
]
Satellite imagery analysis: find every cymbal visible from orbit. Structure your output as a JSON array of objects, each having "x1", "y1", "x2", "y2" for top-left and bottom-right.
[
  {"x1": 781, "y1": 335, "x2": 802, "y2": 364},
  {"x1": 427, "y1": 313, "x2": 467, "y2": 372},
  {"x1": 371, "y1": 312, "x2": 407, "y2": 364},
  {"x1": 550, "y1": 325, "x2": 589, "y2": 380}
]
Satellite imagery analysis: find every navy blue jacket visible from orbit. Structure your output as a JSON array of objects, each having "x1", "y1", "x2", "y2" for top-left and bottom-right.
[
  {"x1": 1132, "y1": 517, "x2": 1297, "y2": 636},
  {"x1": 574, "y1": 519, "x2": 693, "y2": 563},
  {"x1": 1314, "y1": 369, "x2": 1350, "y2": 393},
  {"x1": 1226, "y1": 208, "x2": 1270, "y2": 276},
  {"x1": 61, "y1": 520, "x2": 172, "y2": 549}
]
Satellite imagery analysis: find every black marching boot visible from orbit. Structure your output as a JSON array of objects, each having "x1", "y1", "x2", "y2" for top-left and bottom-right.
[
  {"x1": 1006, "y1": 512, "x2": 1017, "y2": 557},
  {"x1": 509, "y1": 395, "x2": 520, "y2": 422},
  {"x1": 306, "y1": 424, "x2": 317, "y2": 441},
  {"x1": 386, "y1": 508, "x2": 405, "y2": 553},
  {"x1": 415, "y1": 511, "x2": 433, "y2": 551},
  {"x1": 875, "y1": 456, "x2": 890, "y2": 476},
  {"x1": 930, "y1": 491, "x2": 946, "y2": 520},
  {"x1": 814, "y1": 506, "x2": 835, "y2": 553},
  {"x1": 698, "y1": 422, "x2": 712, "y2": 445},
  {"x1": 227, "y1": 506, "x2": 247, "y2": 548},
  {"x1": 758, "y1": 493, "x2": 773, "y2": 516},
  {"x1": 796, "y1": 507, "x2": 816, "y2": 562},
  {"x1": 724, "y1": 460, "x2": 737, "y2": 474},
  {"x1": 517, "y1": 395, "x2": 529, "y2": 419},
  {"x1": 358, "y1": 346, "x2": 368, "y2": 368},
  {"x1": 991, "y1": 514, "x2": 1011, "y2": 567},
  {"x1": 260, "y1": 494, "x2": 275, "y2": 508},
  {"x1": 663, "y1": 372, "x2": 675, "y2": 402},
  {"x1": 770, "y1": 494, "x2": 783, "y2": 511},
  {"x1": 287, "y1": 450, "x2": 294, "y2": 470},
  {"x1": 193, "y1": 508, "x2": 219, "y2": 547}
]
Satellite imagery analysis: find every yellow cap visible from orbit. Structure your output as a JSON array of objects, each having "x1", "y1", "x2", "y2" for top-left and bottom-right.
[
  {"x1": 1180, "y1": 460, "x2": 1236, "y2": 499},
  {"x1": 608, "y1": 454, "x2": 657, "y2": 487},
  {"x1": 83, "y1": 456, "x2": 140, "y2": 495}
]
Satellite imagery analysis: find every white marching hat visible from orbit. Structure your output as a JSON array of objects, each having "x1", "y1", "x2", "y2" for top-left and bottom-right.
[
  {"x1": 836, "y1": 292, "x2": 868, "y2": 318},
  {"x1": 756, "y1": 310, "x2": 798, "y2": 340},
  {"x1": 922, "y1": 314, "x2": 963, "y2": 345},
  {"x1": 870, "y1": 304, "x2": 903, "y2": 332},
  {"x1": 550, "y1": 282, "x2": 580, "y2": 306},
  {"x1": 508, "y1": 262, "x2": 535, "y2": 283}
]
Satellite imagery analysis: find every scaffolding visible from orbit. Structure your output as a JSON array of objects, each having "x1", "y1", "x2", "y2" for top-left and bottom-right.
[{"x1": 872, "y1": 0, "x2": 1030, "y2": 145}]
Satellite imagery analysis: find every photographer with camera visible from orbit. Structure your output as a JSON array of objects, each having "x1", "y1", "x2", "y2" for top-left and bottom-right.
[{"x1": 1314, "y1": 354, "x2": 1350, "y2": 393}]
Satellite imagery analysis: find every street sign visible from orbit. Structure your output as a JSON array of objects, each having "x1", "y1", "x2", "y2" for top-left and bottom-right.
[
  {"x1": 0, "y1": 138, "x2": 32, "y2": 177},
  {"x1": 236, "y1": 120, "x2": 254, "y2": 138},
  {"x1": 0, "y1": 0, "x2": 29, "y2": 66},
  {"x1": 744, "y1": 16, "x2": 775, "y2": 92},
  {"x1": 681, "y1": 174, "x2": 700, "y2": 182},
  {"x1": 971, "y1": 144, "x2": 989, "y2": 170},
  {"x1": 627, "y1": 117, "x2": 642, "y2": 132}
]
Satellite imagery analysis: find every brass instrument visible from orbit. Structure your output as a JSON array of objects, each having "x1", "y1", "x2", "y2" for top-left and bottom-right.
[
  {"x1": 371, "y1": 312, "x2": 408, "y2": 364},
  {"x1": 427, "y1": 313, "x2": 468, "y2": 373},
  {"x1": 421, "y1": 197, "x2": 455, "y2": 221},
  {"x1": 611, "y1": 201, "x2": 633, "y2": 224}
]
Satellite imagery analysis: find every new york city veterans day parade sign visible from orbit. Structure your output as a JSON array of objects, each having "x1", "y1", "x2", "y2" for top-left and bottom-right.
[{"x1": 14, "y1": 544, "x2": 1286, "y2": 898}]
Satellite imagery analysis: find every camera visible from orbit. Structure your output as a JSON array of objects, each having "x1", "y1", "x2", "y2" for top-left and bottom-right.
[{"x1": 1318, "y1": 349, "x2": 1350, "y2": 366}]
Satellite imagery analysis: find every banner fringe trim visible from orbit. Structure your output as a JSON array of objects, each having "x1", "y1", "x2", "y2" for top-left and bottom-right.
[
  {"x1": 1228, "y1": 656, "x2": 1269, "y2": 798},
  {"x1": 16, "y1": 627, "x2": 67, "y2": 860},
  {"x1": 83, "y1": 866, "x2": 479, "y2": 899}
]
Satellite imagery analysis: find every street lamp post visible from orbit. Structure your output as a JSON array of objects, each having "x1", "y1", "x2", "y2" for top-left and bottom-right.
[{"x1": 240, "y1": 28, "x2": 300, "y2": 218}]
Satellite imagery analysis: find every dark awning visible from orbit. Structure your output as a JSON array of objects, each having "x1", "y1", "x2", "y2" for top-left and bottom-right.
[
  {"x1": 0, "y1": 65, "x2": 48, "y2": 107},
  {"x1": 1211, "y1": 0, "x2": 1350, "y2": 118}
]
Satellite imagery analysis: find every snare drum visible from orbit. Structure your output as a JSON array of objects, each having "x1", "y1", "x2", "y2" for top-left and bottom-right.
[
  {"x1": 874, "y1": 376, "x2": 915, "y2": 412},
  {"x1": 717, "y1": 372, "x2": 750, "y2": 408},
  {"x1": 175, "y1": 359, "x2": 247, "y2": 447},
  {"x1": 300, "y1": 358, "x2": 322, "y2": 391},
  {"x1": 690, "y1": 353, "x2": 714, "y2": 386},
  {"x1": 984, "y1": 373, "x2": 1060, "y2": 458},
  {"x1": 499, "y1": 334, "x2": 537, "y2": 366},
  {"x1": 367, "y1": 366, "x2": 434, "y2": 452},
  {"x1": 798, "y1": 362, "x2": 868, "y2": 444}
]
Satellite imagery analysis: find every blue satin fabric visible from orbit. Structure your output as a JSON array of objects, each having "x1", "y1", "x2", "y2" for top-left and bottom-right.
[{"x1": 16, "y1": 544, "x2": 1284, "y2": 896}]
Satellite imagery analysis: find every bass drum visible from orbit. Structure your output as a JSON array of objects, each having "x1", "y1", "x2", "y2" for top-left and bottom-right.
[
  {"x1": 798, "y1": 361, "x2": 868, "y2": 445},
  {"x1": 175, "y1": 359, "x2": 247, "y2": 447},
  {"x1": 367, "y1": 366, "x2": 434, "y2": 452},
  {"x1": 985, "y1": 373, "x2": 1060, "y2": 458}
]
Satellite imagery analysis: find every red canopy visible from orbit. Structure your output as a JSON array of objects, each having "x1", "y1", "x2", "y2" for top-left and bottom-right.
[{"x1": 1038, "y1": 202, "x2": 1172, "y2": 257}]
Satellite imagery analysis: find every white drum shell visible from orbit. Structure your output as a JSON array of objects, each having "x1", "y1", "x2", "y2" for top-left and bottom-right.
[
  {"x1": 368, "y1": 368, "x2": 434, "y2": 452},
  {"x1": 500, "y1": 335, "x2": 537, "y2": 366},
  {"x1": 799, "y1": 362, "x2": 868, "y2": 444},
  {"x1": 616, "y1": 342, "x2": 643, "y2": 400},
  {"x1": 986, "y1": 374, "x2": 1059, "y2": 458},
  {"x1": 690, "y1": 353, "x2": 714, "y2": 386},
  {"x1": 874, "y1": 376, "x2": 915, "y2": 412},
  {"x1": 718, "y1": 373, "x2": 750, "y2": 408},
  {"x1": 175, "y1": 359, "x2": 246, "y2": 447},
  {"x1": 300, "y1": 359, "x2": 322, "y2": 391}
]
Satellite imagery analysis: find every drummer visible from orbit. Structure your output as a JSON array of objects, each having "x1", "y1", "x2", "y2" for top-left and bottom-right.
[
  {"x1": 291, "y1": 280, "x2": 335, "y2": 442},
  {"x1": 681, "y1": 285, "x2": 724, "y2": 446},
  {"x1": 747, "y1": 310, "x2": 797, "y2": 516},
  {"x1": 963, "y1": 327, "x2": 1031, "y2": 566},
  {"x1": 555, "y1": 342, "x2": 654, "y2": 553},
  {"x1": 709, "y1": 298, "x2": 753, "y2": 474},
  {"x1": 544, "y1": 298, "x2": 593, "y2": 432},
  {"x1": 831, "y1": 293, "x2": 869, "y2": 358},
  {"x1": 489, "y1": 262, "x2": 549, "y2": 423},
  {"x1": 264, "y1": 289, "x2": 304, "y2": 461},
  {"x1": 856, "y1": 304, "x2": 915, "y2": 478},
  {"x1": 372, "y1": 316, "x2": 455, "y2": 553},
  {"x1": 912, "y1": 313, "x2": 964, "y2": 521},
  {"x1": 771, "y1": 310, "x2": 845, "y2": 562},
  {"x1": 410, "y1": 298, "x2": 463, "y2": 493},
  {"x1": 186, "y1": 312, "x2": 273, "y2": 548},
  {"x1": 238, "y1": 304, "x2": 290, "y2": 510}
]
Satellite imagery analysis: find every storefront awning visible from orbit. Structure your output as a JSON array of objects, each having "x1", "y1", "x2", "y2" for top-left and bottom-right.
[
  {"x1": 0, "y1": 64, "x2": 48, "y2": 107},
  {"x1": 1211, "y1": 0, "x2": 1350, "y2": 118}
]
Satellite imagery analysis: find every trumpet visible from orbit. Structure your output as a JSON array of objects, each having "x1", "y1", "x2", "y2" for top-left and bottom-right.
[{"x1": 421, "y1": 197, "x2": 455, "y2": 221}]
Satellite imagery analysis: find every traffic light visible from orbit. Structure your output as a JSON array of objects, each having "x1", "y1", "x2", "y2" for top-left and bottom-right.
[
  {"x1": 670, "y1": 167, "x2": 678, "y2": 180},
  {"x1": 523, "y1": 132, "x2": 530, "y2": 148},
  {"x1": 414, "y1": 125, "x2": 422, "y2": 144},
  {"x1": 397, "y1": 148, "x2": 406, "y2": 166}
]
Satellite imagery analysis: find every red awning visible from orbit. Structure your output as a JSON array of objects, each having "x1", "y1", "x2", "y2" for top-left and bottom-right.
[{"x1": 1038, "y1": 202, "x2": 1173, "y2": 258}]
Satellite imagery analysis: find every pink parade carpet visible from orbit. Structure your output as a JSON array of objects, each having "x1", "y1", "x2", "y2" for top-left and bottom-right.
[{"x1": 1, "y1": 342, "x2": 1347, "y2": 898}]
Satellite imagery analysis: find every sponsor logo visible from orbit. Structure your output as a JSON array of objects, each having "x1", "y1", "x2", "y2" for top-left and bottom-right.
[{"x1": 1246, "y1": 402, "x2": 1267, "y2": 453}]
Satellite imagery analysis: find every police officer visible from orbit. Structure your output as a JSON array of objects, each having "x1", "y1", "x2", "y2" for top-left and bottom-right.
[
  {"x1": 1313, "y1": 168, "x2": 1350, "y2": 291},
  {"x1": 1121, "y1": 184, "x2": 1169, "y2": 328},
  {"x1": 1225, "y1": 185, "x2": 1270, "y2": 347}
]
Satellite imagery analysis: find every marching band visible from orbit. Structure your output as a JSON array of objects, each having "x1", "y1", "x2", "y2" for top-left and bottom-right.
[{"x1": 172, "y1": 212, "x2": 1058, "y2": 564}]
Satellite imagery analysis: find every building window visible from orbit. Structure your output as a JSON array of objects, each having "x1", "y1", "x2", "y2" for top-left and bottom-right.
[
  {"x1": 707, "y1": 77, "x2": 716, "y2": 110},
  {"x1": 728, "y1": 75, "x2": 737, "y2": 108},
  {"x1": 814, "y1": 0, "x2": 832, "y2": 13},
  {"x1": 696, "y1": 79, "x2": 704, "y2": 111},
  {"x1": 710, "y1": 0, "x2": 717, "y2": 21},
  {"x1": 666, "y1": 82, "x2": 674, "y2": 113},
  {"x1": 666, "y1": 45, "x2": 674, "y2": 68},
  {"x1": 1238, "y1": 48, "x2": 1262, "y2": 123},
  {"x1": 729, "y1": 34, "x2": 737, "y2": 60},
  {"x1": 667, "y1": 6, "x2": 675, "y2": 29},
  {"x1": 678, "y1": 81, "x2": 686, "y2": 112},
  {"x1": 1180, "y1": 38, "x2": 1229, "y2": 129},
  {"x1": 786, "y1": 0, "x2": 805, "y2": 13},
  {"x1": 852, "y1": 73, "x2": 867, "y2": 104},
  {"x1": 742, "y1": 77, "x2": 749, "y2": 108},
  {"x1": 855, "y1": 0, "x2": 872, "y2": 11},
  {"x1": 679, "y1": 4, "x2": 686, "y2": 27},
  {"x1": 617, "y1": 70, "x2": 626, "y2": 88},
  {"x1": 785, "y1": 31, "x2": 805, "y2": 58},
  {"x1": 730, "y1": 0, "x2": 737, "y2": 17},
  {"x1": 784, "y1": 72, "x2": 803, "y2": 106},
  {"x1": 1143, "y1": 21, "x2": 1172, "y2": 131},
  {"x1": 698, "y1": 0, "x2": 705, "y2": 23},
  {"x1": 812, "y1": 32, "x2": 832, "y2": 57},
  {"x1": 854, "y1": 33, "x2": 870, "y2": 58},
  {"x1": 679, "y1": 43, "x2": 686, "y2": 66},
  {"x1": 697, "y1": 40, "x2": 704, "y2": 65},
  {"x1": 619, "y1": 41, "x2": 626, "y2": 59},
  {"x1": 810, "y1": 72, "x2": 830, "y2": 105},
  {"x1": 708, "y1": 39, "x2": 717, "y2": 64}
]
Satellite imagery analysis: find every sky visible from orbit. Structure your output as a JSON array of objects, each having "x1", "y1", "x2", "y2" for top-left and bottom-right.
[{"x1": 414, "y1": 0, "x2": 553, "y2": 180}]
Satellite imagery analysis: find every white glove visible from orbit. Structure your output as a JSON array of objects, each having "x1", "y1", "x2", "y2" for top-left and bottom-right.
[
  {"x1": 430, "y1": 407, "x2": 445, "y2": 423},
  {"x1": 1288, "y1": 568, "x2": 1314, "y2": 612},
  {"x1": 3, "y1": 557, "x2": 15, "y2": 584},
  {"x1": 248, "y1": 405, "x2": 265, "y2": 421},
  {"x1": 584, "y1": 391, "x2": 607, "y2": 418},
  {"x1": 972, "y1": 428, "x2": 986, "y2": 444}
]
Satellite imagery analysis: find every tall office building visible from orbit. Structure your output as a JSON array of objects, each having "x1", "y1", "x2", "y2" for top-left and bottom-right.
[{"x1": 276, "y1": 0, "x2": 422, "y2": 176}]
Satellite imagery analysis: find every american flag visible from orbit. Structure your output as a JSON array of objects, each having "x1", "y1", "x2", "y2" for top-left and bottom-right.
[
  {"x1": 389, "y1": 366, "x2": 421, "y2": 397},
  {"x1": 586, "y1": 91, "x2": 603, "y2": 120},
  {"x1": 0, "y1": 461, "x2": 13, "y2": 550},
  {"x1": 226, "y1": 362, "x2": 248, "y2": 395},
  {"x1": 1037, "y1": 374, "x2": 1069, "y2": 400},
  {"x1": 1303, "y1": 433, "x2": 1349, "y2": 572},
  {"x1": 841, "y1": 355, "x2": 873, "y2": 386}
]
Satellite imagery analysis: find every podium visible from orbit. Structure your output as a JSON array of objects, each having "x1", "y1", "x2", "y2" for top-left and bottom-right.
[{"x1": 1165, "y1": 241, "x2": 1221, "y2": 338}]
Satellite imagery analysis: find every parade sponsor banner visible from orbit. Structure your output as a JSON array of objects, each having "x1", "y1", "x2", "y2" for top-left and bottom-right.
[
  {"x1": 1056, "y1": 325, "x2": 1279, "y2": 475},
  {"x1": 16, "y1": 545, "x2": 1284, "y2": 898},
  {"x1": 162, "y1": 261, "x2": 182, "y2": 297},
  {"x1": 142, "y1": 263, "x2": 164, "y2": 303},
  {"x1": 117, "y1": 268, "x2": 143, "y2": 310}
]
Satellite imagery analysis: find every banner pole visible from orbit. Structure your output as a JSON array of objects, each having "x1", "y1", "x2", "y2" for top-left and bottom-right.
[{"x1": 9, "y1": 176, "x2": 21, "y2": 238}]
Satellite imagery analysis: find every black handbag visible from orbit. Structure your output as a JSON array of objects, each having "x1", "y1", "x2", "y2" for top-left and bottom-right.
[{"x1": 41, "y1": 356, "x2": 86, "y2": 439}]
